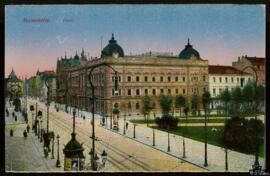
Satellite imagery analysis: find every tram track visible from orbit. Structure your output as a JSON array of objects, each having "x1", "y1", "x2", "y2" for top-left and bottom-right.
[{"x1": 36, "y1": 104, "x2": 153, "y2": 171}]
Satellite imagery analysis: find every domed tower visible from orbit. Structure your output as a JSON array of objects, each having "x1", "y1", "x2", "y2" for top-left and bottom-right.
[
  {"x1": 101, "y1": 33, "x2": 124, "y2": 58},
  {"x1": 179, "y1": 39, "x2": 201, "y2": 60}
]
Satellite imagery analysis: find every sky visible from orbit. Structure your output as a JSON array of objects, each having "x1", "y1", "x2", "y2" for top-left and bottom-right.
[{"x1": 5, "y1": 5, "x2": 265, "y2": 78}]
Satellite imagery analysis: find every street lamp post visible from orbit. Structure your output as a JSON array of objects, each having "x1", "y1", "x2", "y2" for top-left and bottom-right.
[
  {"x1": 133, "y1": 124, "x2": 136, "y2": 138},
  {"x1": 123, "y1": 116, "x2": 126, "y2": 135},
  {"x1": 167, "y1": 126, "x2": 170, "y2": 152},
  {"x1": 51, "y1": 133, "x2": 55, "y2": 159},
  {"x1": 35, "y1": 102, "x2": 38, "y2": 136},
  {"x1": 87, "y1": 63, "x2": 118, "y2": 171},
  {"x1": 40, "y1": 120, "x2": 43, "y2": 143},
  {"x1": 153, "y1": 128, "x2": 155, "y2": 146},
  {"x1": 241, "y1": 66, "x2": 262, "y2": 172},
  {"x1": 56, "y1": 134, "x2": 61, "y2": 167}
]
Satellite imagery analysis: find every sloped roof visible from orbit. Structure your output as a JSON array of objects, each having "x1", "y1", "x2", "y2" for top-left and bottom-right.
[
  {"x1": 245, "y1": 57, "x2": 265, "y2": 66},
  {"x1": 209, "y1": 65, "x2": 250, "y2": 75}
]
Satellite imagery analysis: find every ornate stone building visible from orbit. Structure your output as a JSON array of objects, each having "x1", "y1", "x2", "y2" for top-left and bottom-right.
[
  {"x1": 64, "y1": 34, "x2": 209, "y2": 116},
  {"x1": 56, "y1": 49, "x2": 87, "y2": 104},
  {"x1": 6, "y1": 68, "x2": 23, "y2": 100},
  {"x1": 232, "y1": 55, "x2": 265, "y2": 86}
]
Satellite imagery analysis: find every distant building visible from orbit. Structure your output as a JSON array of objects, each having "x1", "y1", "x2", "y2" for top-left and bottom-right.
[
  {"x1": 6, "y1": 68, "x2": 23, "y2": 100},
  {"x1": 27, "y1": 70, "x2": 57, "y2": 101},
  {"x1": 56, "y1": 49, "x2": 87, "y2": 104},
  {"x1": 135, "y1": 51, "x2": 174, "y2": 57},
  {"x1": 232, "y1": 55, "x2": 265, "y2": 86},
  {"x1": 65, "y1": 35, "x2": 209, "y2": 116},
  {"x1": 208, "y1": 65, "x2": 253, "y2": 110}
]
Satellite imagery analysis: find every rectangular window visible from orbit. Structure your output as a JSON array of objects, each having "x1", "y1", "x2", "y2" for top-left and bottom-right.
[
  {"x1": 136, "y1": 89, "x2": 140, "y2": 96},
  {"x1": 152, "y1": 77, "x2": 156, "y2": 82},
  {"x1": 168, "y1": 89, "x2": 171, "y2": 94},
  {"x1": 119, "y1": 89, "x2": 121, "y2": 96},
  {"x1": 176, "y1": 88, "x2": 179, "y2": 94},
  {"x1": 203, "y1": 87, "x2": 206, "y2": 92},
  {"x1": 152, "y1": 89, "x2": 156, "y2": 95},
  {"x1": 231, "y1": 77, "x2": 234, "y2": 83},
  {"x1": 175, "y1": 76, "x2": 178, "y2": 82},
  {"x1": 112, "y1": 76, "x2": 114, "y2": 82},
  {"x1": 213, "y1": 77, "x2": 216, "y2": 83},
  {"x1": 225, "y1": 77, "x2": 228, "y2": 83},
  {"x1": 145, "y1": 89, "x2": 148, "y2": 95},
  {"x1": 136, "y1": 76, "x2": 140, "y2": 82},
  {"x1": 219, "y1": 88, "x2": 222, "y2": 93},
  {"x1": 219, "y1": 77, "x2": 222, "y2": 83},
  {"x1": 168, "y1": 76, "x2": 171, "y2": 82},
  {"x1": 194, "y1": 88, "x2": 197, "y2": 94},
  {"x1": 183, "y1": 77, "x2": 185, "y2": 82},
  {"x1": 118, "y1": 76, "x2": 121, "y2": 82},
  {"x1": 160, "y1": 76, "x2": 163, "y2": 82},
  {"x1": 128, "y1": 89, "x2": 131, "y2": 96},
  {"x1": 144, "y1": 76, "x2": 148, "y2": 82},
  {"x1": 213, "y1": 88, "x2": 216, "y2": 95},
  {"x1": 237, "y1": 77, "x2": 239, "y2": 83},
  {"x1": 127, "y1": 76, "x2": 131, "y2": 82},
  {"x1": 160, "y1": 89, "x2": 164, "y2": 94},
  {"x1": 112, "y1": 89, "x2": 114, "y2": 96},
  {"x1": 183, "y1": 88, "x2": 186, "y2": 94},
  {"x1": 203, "y1": 75, "x2": 206, "y2": 81}
]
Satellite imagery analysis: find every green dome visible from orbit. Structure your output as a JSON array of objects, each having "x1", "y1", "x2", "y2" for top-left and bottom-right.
[
  {"x1": 178, "y1": 39, "x2": 201, "y2": 60},
  {"x1": 101, "y1": 34, "x2": 124, "y2": 57},
  {"x1": 63, "y1": 133, "x2": 84, "y2": 158}
]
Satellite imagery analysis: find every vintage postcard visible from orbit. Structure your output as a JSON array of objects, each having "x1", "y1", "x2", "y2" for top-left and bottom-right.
[{"x1": 4, "y1": 4, "x2": 268, "y2": 174}]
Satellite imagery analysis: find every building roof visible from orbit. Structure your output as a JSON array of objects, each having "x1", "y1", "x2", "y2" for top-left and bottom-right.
[
  {"x1": 7, "y1": 68, "x2": 22, "y2": 82},
  {"x1": 245, "y1": 57, "x2": 265, "y2": 66},
  {"x1": 101, "y1": 33, "x2": 124, "y2": 57},
  {"x1": 41, "y1": 70, "x2": 55, "y2": 76},
  {"x1": 209, "y1": 65, "x2": 250, "y2": 75},
  {"x1": 178, "y1": 39, "x2": 201, "y2": 60}
]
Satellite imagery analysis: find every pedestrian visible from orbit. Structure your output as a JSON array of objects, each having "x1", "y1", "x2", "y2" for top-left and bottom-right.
[
  {"x1": 126, "y1": 122, "x2": 129, "y2": 130},
  {"x1": 10, "y1": 129, "x2": 14, "y2": 137},
  {"x1": 15, "y1": 115, "x2": 17, "y2": 121},
  {"x1": 83, "y1": 116, "x2": 85, "y2": 120},
  {"x1": 12, "y1": 112, "x2": 15, "y2": 117},
  {"x1": 23, "y1": 130, "x2": 27, "y2": 138},
  {"x1": 27, "y1": 125, "x2": 30, "y2": 133}
]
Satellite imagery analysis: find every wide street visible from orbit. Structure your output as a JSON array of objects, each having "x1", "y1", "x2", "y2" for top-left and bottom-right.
[{"x1": 5, "y1": 98, "x2": 206, "y2": 172}]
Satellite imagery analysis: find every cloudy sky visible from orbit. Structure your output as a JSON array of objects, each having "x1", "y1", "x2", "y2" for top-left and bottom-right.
[{"x1": 5, "y1": 5, "x2": 265, "y2": 78}]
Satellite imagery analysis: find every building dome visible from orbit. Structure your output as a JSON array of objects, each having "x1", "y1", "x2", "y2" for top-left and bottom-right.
[
  {"x1": 178, "y1": 39, "x2": 201, "y2": 60},
  {"x1": 101, "y1": 34, "x2": 124, "y2": 57},
  {"x1": 63, "y1": 133, "x2": 84, "y2": 158}
]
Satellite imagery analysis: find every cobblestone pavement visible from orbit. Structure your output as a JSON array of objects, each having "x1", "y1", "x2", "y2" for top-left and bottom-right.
[
  {"x1": 6, "y1": 98, "x2": 205, "y2": 172},
  {"x1": 102, "y1": 116, "x2": 266, "y2": 172}
]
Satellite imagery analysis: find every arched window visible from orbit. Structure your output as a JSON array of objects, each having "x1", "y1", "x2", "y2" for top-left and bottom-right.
[
  {"x1": 128, "y1": 102, "x2": 132, "y2": 110},
  {"x1": 136, "y1": 102, "x2": 140, "y2": 110}
]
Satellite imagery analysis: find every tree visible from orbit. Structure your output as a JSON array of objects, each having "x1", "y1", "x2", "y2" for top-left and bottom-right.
[
  {"x1": 242, "y1": 82, "x2": 255, "y2": 115},
  {"x1": 156, "y1": 94, "x2": 178, "y2": 129},
  {"x1": 219, "y1": 88, "x2": 231, "y2": 171},
  {"x1": 141, "y1": 96, "x2": 154, "y2": 127},
  {"x1": 159, "y1": 94, "x2": 173, "y2": 116},
  {"x1": 230, "y1": 87, "x2": 242, "y2": 116},
  {"x1": 191, "y1": 94, "x2": 199, "y2": 116},
  {"x1": 175, "y1": 95, "x2": 186, "y2": 117},
  {"x1": 202, "y1": 91, "x2": 211, "y2": 167}
]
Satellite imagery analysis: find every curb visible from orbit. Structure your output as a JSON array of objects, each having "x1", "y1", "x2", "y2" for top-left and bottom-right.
[{"x1": 100, "y1": 125, "x2": 209, "y2": 171}]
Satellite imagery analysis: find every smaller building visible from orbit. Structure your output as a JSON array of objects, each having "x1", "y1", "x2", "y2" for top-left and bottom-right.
[
  {"x1": 232, "y1": 55, "x2": 265, "y2": 86},
  {"x1": 6, "y1": 68, "x2": 23, "y2": 100},
  {"x1": 27, "y1": 70, "x2": 57, "y2": 102},
  {"x1": 208, "y1": 65, "x2": 253, "y2": 110}
]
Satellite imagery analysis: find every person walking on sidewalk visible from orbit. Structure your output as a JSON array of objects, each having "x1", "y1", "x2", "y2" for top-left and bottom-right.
[
  {"x1": 126, "y1": 122, "x2": 129, "y2": 130},
  {"x1": 23, "y1": 130, "x2": 27, "y2": 138},
  {"x1": 27, "y1": 125, "x2": 30, "y2": 133}
]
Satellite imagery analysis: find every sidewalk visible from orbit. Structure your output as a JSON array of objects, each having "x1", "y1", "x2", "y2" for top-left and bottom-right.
[
  {"x1": 102, "y1": 117, "x2": 265, "y2": 172},
  {"x1": 5, "y1": 101, "x2": 62, "y2": 172}
]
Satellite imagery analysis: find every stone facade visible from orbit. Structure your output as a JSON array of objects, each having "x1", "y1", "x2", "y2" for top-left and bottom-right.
[
  {"x1": 65, "y1": 35, "x2": 209, "y2": 116},
  {"x1": 232, "y1": 55, "x2": 265, "y2": 86}
]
